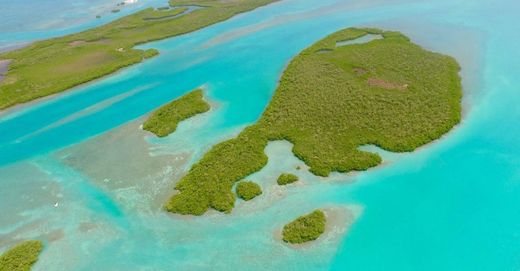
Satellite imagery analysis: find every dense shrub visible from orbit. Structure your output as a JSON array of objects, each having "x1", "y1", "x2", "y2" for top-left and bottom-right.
[
  {"x1": 277, "y1": 173, "x2": 298, "y2": 185},
  {"x1": 235, "y1": 181, "x2": 262, "y2": 201},
  {"x1": 0, "y1": 240, "x2": 43, "y2": 271},
  {"x1": 143, "y1": 89, "x2": 209, "y2": 137},
  {"x1": 166, "y1": 27, "x2": 462, "y2": 215},
  {"x1": 282, "y1": 210, "x2": 326, "y2": 244}
]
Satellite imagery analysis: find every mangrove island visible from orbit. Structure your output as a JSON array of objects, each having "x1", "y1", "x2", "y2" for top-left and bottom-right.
[
  {"x1": 165, "y1": 27, "x2": 462, "y2": 215},
  {"x1": 0, "y1": 0, "x2": 277, "y2": 109},
  {"x1": 143, "y1": 88, "x2": 210, "y2": 137},
  {"x1": 235, "y1": 181, "x2": 263, "y2": 201},
  {"x1": 282, "y1": 210, "x2": 326, "y2": 244},
  {"x1": 277, "y1": 173, "x2": 299, "y2": 185}
]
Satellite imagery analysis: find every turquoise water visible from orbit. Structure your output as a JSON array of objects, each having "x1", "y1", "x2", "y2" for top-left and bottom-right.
[
  {"x1": 0, "y1": 0, "x2": 167, "y2": 51},
  {"x1": 1, "y1": 0, "x2": 520, "y2": 270}
]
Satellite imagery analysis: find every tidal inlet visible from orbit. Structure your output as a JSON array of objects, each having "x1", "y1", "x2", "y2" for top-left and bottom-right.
[{"x1": 1, "y1": 0, "x2": 519, "y2": 270}]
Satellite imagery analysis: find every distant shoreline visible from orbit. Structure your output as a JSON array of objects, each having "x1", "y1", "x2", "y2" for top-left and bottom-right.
[{"x1": 0, "y1": 0, "x2": 279, "y2": 110}]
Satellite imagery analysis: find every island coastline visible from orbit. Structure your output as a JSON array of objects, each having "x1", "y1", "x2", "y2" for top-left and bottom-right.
[
  {"x1": 165, "y1": 27, "x2": 463, "y2": 216},
  {"x1": 0, "y1": 0, "x2": 279, "y2": 110}
]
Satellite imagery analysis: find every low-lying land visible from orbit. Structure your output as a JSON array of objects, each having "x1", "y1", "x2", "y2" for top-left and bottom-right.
[
  {"x1": 0, "y1": 240, "x2": 43, "y2": 271},
  {"x1": 277, "y1": 173, "x2": 299, "y2": 185},
  {"x1": 143, "y1": 89, "x2": 210, "y2": 137},
  {"x1": 0, "y1": 60, "x2": 10, "y2": 83},
  {"x1": 0, "y1": 0, "x2": 277, "y2": 109},
  {"x1": 282, "y1": 210, "x2": 326, "y2": 244},
  {"x1": 235, "y1": 181, "x2": 262, "y2": 201},
  {"x1": 165, "y1": 27, "x2": 462, "y2": 215}
]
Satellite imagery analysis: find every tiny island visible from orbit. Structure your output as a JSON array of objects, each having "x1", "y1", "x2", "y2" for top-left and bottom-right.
[
  {"x1": 235, "y1": 181, "x2": 263, "y2": 201},
  {"x1": 282, "y1": 210, "x2": 326, "y2": 244},
  {"x1": 143, "y1": 89, "x2": 210, "y2": 137},
  {"x1": 0, "y1": 240, "x2": 43, "y2": 271},
  {"x1": 277, "y1": 173, "x2": 299, "y2": 185},
  {"x1": 165, "y1": 27, "x2": 462, "y2": 215},
  {"x1": 0, "y1": 0, "x2": 277, "y2": 110}
]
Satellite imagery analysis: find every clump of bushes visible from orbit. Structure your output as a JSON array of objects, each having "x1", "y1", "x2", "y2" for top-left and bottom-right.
[
  {"x1": 277, "y1": 173, "x2": 298, "y2": 185},
  {"x1": 282, "y1": 210, "x2": 326, "y2": 244},
  {"x1": 0, "y1": 240, "x2": 43, "y2": 271},
  {"x1": 235, "y1": 181, "x2": 262, "y2": 201},
  {"x1": 143, "y1": 89, "x2": 209, "y2": 137},
  {"x1": 166, "y1": 27, "x2": 462, "y2": 216},
  {"x1": 143, "y1": 49, "x2": 159, "y2": 59}
]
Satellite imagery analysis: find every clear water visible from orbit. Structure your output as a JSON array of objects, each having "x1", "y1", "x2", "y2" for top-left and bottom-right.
[
  {"x1": 336, "y1": 34, "x2": 382, "y2": 47},
  {"x1": 1, "y1": 0, "x2": 520, "y2": 270},
  {"x1": 0, "y1": 0, "x2": 167, "y2": 51}
]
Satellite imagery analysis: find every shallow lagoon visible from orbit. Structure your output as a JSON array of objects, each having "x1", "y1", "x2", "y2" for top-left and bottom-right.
[{"x1": 1, "y1": 0, "x2": 520, "y2": 270}]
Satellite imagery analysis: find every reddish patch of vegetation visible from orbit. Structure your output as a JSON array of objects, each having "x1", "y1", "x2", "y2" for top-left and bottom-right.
[
  {"x1": 367, "y1": 77, "x2": 408, "y2": 90},
  {"x1": 69, "y1": 40, "x2": 86, "y2": 46}
]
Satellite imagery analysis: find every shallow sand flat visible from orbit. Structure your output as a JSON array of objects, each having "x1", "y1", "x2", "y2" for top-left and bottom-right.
[{"x1": 57, "y1": 118, "x2": 191, "y2": 210}]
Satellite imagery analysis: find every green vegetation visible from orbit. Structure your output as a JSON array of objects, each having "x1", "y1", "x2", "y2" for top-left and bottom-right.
[
  {"x1": 235, "y1": 181, "x2": 262, "y2": 201},
  {"x1": 143, "y1": 89, "x2": 209, "y2": 137},
  {"x1": 141, "y1": 7, "x2": 187, "y2": 21},
  {"x1": 0, "y1": 0, "x2": 277, "y2": 109},
  {"x1": 165, "y1": 27, "x2": 462, "y2": 215},
  {"x1": 282, "y1": 210, "x2": 326, "y2": 244},
  {"x1": 277, "y1": 173, "x2": 298, "y2": 185},
  {"x1": 0, "y1": 240, "x2": 43, "y2": 271}
]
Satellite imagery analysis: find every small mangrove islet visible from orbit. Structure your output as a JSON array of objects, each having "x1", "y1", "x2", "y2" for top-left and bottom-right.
[
  {"x1": 0, "y1": 0, "x2": 277, "y2": 109},
  {"x1": 277, "y1": 173, "x2": 299, "y2": 185},
  {"x1": 235, "y1": 181, "x2": 262, "y2": 201},
  {"x1": 165, "y1": 27, "x2": 462, "y2": 215},
  {"x1": 0, "y1": 240, "x2": 43, "y2": 271},
  {"x1": 282, "y1": 210, "x2": 326, "y2": 244},
  {"x1": 143, "y1": 88, "x2": 210, "y2": 137}
]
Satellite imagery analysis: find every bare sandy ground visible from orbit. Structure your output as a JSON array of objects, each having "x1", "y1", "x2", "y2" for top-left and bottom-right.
[{"x1": 0, "y1": 59, "x2": 11, "y2": 83}]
